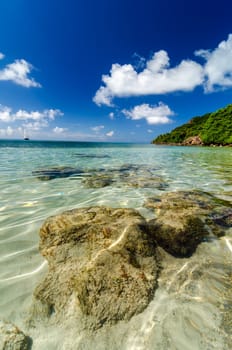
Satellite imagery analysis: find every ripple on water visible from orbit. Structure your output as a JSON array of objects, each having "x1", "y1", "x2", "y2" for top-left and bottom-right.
[{"x1": 0, "y1": 143, "x2": 231, "y2": 349}]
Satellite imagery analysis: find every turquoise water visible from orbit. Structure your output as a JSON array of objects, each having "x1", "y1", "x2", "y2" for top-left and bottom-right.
[{"x1": 0, "y1": 140, "x2": 231, "y2": 349}]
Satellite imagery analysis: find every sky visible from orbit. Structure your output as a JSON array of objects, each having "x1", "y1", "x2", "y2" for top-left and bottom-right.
[{"x1": 0, "y1": 0, "x2": 232, "y2": 142}]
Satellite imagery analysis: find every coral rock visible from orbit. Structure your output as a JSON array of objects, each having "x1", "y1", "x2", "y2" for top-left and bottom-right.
[
  {"x1": 146, "y1": 191, "x2": 232, "y2": 257},
  {"x1": 31, "y1": 207, "x2": 160, "y2": 328}
]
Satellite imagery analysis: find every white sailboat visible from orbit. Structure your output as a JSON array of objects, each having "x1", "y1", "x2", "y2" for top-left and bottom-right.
[{"x1": 23, "y1": 129, "x2": 30, "y2": 140}]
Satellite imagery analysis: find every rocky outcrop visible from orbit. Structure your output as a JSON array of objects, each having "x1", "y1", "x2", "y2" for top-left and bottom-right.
[
  {"x1": 0, "y1": 321, "x2": 31, "y2": 350},
  {"x1": 182, "y1": 135, "x2": 203, "y2": 145},
  {"x1": 30, "y1": 207, "x2": 160, "y2": 329},
  {"x1": 152, "y1": 103, "x2": 232, "y2": 146},
  {"x1": 145, "y1": 191, "x2": 232, "y2": 257}
]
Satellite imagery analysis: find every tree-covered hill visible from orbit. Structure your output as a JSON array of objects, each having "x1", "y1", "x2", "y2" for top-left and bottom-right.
[{"x1": 152, "y1": 104, "x2": 232, "y2": 146}]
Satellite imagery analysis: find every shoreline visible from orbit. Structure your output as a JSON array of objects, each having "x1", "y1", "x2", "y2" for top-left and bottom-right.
[{"x1": 152, "y1": 142, "x2": 232, "y2": 147}]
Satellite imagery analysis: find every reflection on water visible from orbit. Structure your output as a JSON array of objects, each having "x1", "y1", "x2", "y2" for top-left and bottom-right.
[{"x1": 0, "y1": 142, "x2": 231, "y2": 349}]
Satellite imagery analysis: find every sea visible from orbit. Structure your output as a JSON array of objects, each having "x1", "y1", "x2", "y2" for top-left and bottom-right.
[{"x1": 0, "y1": 140, "x2": 231, "y2": 349}]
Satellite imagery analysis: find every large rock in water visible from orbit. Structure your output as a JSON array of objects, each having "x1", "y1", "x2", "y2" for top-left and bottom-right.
[
  {"x1": 0, "y1": 320, "x2": 31, "y2": 350},
  {"x1": 145, "y1": 191, "x2": 232, "y2": 257},
  {"x1": 31, "y1": 207, "x2": 159, "y2": 329}
]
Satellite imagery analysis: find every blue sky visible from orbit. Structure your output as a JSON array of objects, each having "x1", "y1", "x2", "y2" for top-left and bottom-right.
[{"x1": 0, "y1": 0, "x2": 232, "y2": 142}]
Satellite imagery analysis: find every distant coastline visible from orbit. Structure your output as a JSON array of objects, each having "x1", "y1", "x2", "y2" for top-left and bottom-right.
[
  {"x1": 152, "y1": 103, "x2": 232, "y2": 147},
  {"x1": 152, "y1": 141, "x2": 232, "y2": 147}
]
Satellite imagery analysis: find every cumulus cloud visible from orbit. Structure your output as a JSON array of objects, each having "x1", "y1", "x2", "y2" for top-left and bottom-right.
[
  {"x1": 23, "y1": 120, "x2": 50, "y2": 131},
  {"x1": 93, "y1": 86, "x2": 113, "y2": 107},
  {"x1": 0, "y1": 105, "x2": 63, "y2": 123},
  {"x1": 0, "y1": 53, "x2": 4, "y2": 60},
  {"x1": 93, "y1": 50, "x2": 204, "y2": 106},
  {"x1": 94, "y1": 34, "x2": 232, "y2": 105},
  {"x1": 122, "y1": 103, "x2": 174, "y2": 125},
  {"x1": 91, "y1": 125, "x2": 105, "y2": 132},
  {"x1": 53, "y1": 126, "x2": 66, "y2": 134},
  {"x1": 195, "y1": 34, "x2": 232, "y2": 92},
  {"x1": 0, "y1": 58, "x2": 41, "y2": 87},
  {"x1": 0, "y1": 126, "x2": 14, "y2": 136},
  {"x1": 106, "y1": 130, "x2": 114, "y2": 137},
  {"x1": 0, "y1": 106, "x2": 64, "y2": 138}
]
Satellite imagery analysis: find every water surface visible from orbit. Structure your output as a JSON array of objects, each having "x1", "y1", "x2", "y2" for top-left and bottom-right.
[{"x1": 0, "y1": 140, "x2": 231, "y2": 349}]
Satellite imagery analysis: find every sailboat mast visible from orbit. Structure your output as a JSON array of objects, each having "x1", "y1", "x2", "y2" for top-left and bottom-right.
[{"x1": 23, "y1": 129, "x2": 30, "y2": 140}]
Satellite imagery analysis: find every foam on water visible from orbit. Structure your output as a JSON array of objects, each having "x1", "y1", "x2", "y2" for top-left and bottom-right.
[{"x1": 0, "y1": 141, "x2": 231, "y2": 349}]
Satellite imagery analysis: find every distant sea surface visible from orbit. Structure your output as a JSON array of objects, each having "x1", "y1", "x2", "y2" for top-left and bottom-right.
[{"x1": 0, "y1": 140, "x2": 231, "y2": 349}]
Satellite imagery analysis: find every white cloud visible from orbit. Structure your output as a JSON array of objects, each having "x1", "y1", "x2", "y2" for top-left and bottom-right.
[
  {"x1": 122, "y1": 103, "x2": 174, "y2": 125},
  {"x1": 0, "y1": 126, "x2": 14, "y2": 136},
  {"x1": 0, "y1": 105, "x2": 63, "y2": 123},
  {"x1": 0, "y1": 106, "x2": 12, "y2": 122},
  {"x1": 109, "y1": 112, "x2": 114, "y2": 120},
  {"x1": 94, "y1": 50, "x2": 204, "y2": 106},
  {"x1": 93, "y1": 86, "x2": 113, "y2": 107},
  {"x1": 91, "y1": 125, "x2": 105, "y2": 132},
  {"x1": 106, "y1": 130, "x2": 114, "y2": 137},
  {"x1": 23, "y1": 120, "x2": 49, "y2": 131},
  {"x1": 0, "y1": 53, "x2": 4, "y2": 60},
  {"x1": 147, "y1": 129, "x2": 153, "y2": 133},
  {"x1": 195, "y1": 34, "x2": 232, "y2": 91},
  {"x1": 94, "y1": 34, "x2": 232, "y2": 105},
  {"x1": 53, "y1": 126, "x2": 66, "y2": 134},
  {"x1": 0, "y1": 58, "x2": 41, "y2": 87}
]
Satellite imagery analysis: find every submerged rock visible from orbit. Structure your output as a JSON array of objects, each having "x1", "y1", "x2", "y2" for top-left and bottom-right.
[
  {"x1": 73, "y1": 153, "x2": 111, "y2": 159},
  {"x1": 32, "y1": 163, "x2": 168, "y2": 188},
  {"x1": 0, "y1": 321, "x2": 31, "y2": 350},
  {"x1": 121, "y1": 175, "x2": 168, "y2": 190},
  {"x1": 26, "y1": 189, "x2": 232, "y2": 348},
  {"x1": 82, "y1": 174, "x2": 114, "y2": 188},
  {"x1": 30, "y1": 207, "x2": 160, "y2": 329},
  {"x1": 145, "y1": 191, "x2": 232, "y2": 257},
  {"x1": 82, "y1": 164, "x2": 168, "y2": 190},
  {"x1": 32, "y1": 166, "x2": 83, "y2": 180},
  {"x1": 82, "y1": 172, "x2": 167, "y2": 189},
  {"x1": 150, "y1": 216, "x2": 208, "y2": 258}
]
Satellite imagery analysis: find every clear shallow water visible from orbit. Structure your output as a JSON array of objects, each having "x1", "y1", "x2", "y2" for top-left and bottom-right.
[{"x1": 0, "y1": 140, "x2": 231, "y2": 349}]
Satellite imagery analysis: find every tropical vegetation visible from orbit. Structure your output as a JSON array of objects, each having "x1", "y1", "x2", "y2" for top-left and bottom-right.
[{"x1": 152, "y1": 104, "x2": 232, "y2": 145}]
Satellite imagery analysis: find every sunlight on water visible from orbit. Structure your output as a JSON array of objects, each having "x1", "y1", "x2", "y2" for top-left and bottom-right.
[
  {"x1": 0, "y1": 141, "x2": 231, "y2": 349},
  {"x1": 224, "y1": 237, "x2": 232, "y2": 253}
]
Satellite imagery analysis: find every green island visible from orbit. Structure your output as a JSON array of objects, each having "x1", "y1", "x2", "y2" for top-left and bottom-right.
[{"x1": 152, "y1": 103, "x2": 232, "y2": 146}]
